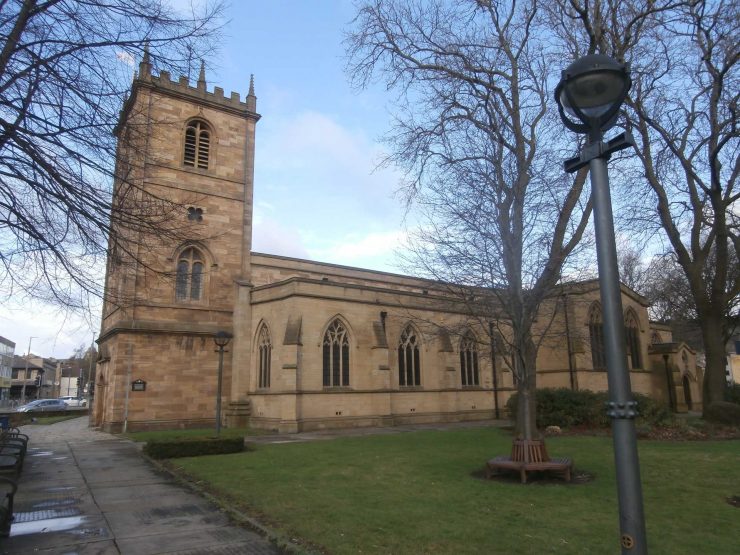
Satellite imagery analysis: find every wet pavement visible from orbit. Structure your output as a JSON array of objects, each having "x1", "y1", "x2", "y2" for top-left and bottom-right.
[{"x1": 1, "y1": 417, "x2": 281, "y2": 554}]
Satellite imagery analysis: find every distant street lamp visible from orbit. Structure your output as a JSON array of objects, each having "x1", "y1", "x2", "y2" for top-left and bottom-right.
[
  {"x1": 556, "y1": 54, "x2": 647, "y2": 555},
  {"x1": 213, "y1": 331, "x2": 233, "y2": 436},
  {"x1": 20, "y1": 336, "x2": 36, "y2": 403}
]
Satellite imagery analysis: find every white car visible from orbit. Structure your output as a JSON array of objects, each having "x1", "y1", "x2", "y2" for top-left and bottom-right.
[{"x1": 59, "y1": 396, "x2": 87, "y2": 407}]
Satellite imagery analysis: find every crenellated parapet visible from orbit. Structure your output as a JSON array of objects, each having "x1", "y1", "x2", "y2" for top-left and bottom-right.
[{"x1": 115, "y1": 53, "x2": 259, "y2": 135}]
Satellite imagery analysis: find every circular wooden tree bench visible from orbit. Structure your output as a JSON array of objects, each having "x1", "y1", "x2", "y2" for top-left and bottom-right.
[{"x1": 485, "y1": 438, "x2": 573, "y2": 484}]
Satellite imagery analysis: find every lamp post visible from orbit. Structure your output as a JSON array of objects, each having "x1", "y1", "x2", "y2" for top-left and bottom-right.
[
  {"x1": 20, "y1": 336, "x2": 36, "y2": 403},
  {"x1": 213, "y1": 331, "x2": 233, "y2": 436},
  {"x1": 556, "y1": 54, "x2": 647, "y2": 554}
]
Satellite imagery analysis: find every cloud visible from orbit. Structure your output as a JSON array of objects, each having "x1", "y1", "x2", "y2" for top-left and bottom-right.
[
  {"x1": 252, "y1": 216, "x2": 310, "y2": 259},
  {"x1": 116, "y1": 51, "x2": 135, "y2": 67},
  {"x1": 252, "y1": 110, "x2": 407, "y2": 272},
  {"x1": 0, "y1": 303, "x2": 96, "y2": 359},
  {"x1": 308, "y1": 230, "x2": 408, "y2": 273}
]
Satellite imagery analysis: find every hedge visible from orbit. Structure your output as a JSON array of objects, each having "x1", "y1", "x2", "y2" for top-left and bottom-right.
[
  {"x1": 704, "y1": 401, "x2": 740, "y2": 426},
  {"x1": 143, "y1": 436, "x2": 245, "y2": 459},
  {"x1": 506, "y1": 388, "x2": 673, "y2": 429}
]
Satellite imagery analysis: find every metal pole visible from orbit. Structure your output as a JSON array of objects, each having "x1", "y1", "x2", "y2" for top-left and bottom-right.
[
  {"x1": 85, "y1": 333, "x2": 96, "y2": 404},
  {"x1": 589, "y1": 153, "x2": 647, "y2": 554},
  {"x1": 216, "y1": 346, "x2": 224, "y2": 436},
  {"x1": 20, "y1": 336, "x2": 35, "y2": 403}
]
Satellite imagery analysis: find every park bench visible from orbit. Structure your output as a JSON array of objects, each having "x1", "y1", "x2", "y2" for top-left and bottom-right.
[
  {"x1": 0, "y1": 476, "x2": 17, "y2": 537},
  {"x1": 485, "y1": 438, "x2": 572, "y2": 484},
  {"x1": 0, "y1": 429, "x2": 28, "y2": 478}
]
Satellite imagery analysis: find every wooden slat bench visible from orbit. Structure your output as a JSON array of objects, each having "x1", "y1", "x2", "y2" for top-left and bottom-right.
[{"x1": 485, "y1": 438, "x2": 572, "y2": 484}]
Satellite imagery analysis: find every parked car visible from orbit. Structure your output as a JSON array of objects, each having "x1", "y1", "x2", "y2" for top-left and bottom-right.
[
  {"x1": 58, "y1": 396, "x2": 87, "y2": 407},
  {"x1": 16, "y1": 399, "x2": 68, "y2": 412}
]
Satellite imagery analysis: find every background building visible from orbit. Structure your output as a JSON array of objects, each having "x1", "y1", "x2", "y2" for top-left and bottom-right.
[{"x1": 0, "y1": 336, "x2": 14, "y2": 402}]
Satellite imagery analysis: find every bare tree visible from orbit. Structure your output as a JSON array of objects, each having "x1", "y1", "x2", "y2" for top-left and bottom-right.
[
  {"x1": 0, "y1": 0, "x2": 224, "y2": 312},
  {"x1": 551, "y1": 0, "x2": 739, "y2": 408},
  {"x1": 347, "y1": 0, "x2": 593, "y2": 438}
]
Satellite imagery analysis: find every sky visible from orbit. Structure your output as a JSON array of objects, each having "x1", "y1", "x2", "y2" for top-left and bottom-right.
[{"x1": 0, "y1": 2, "x2": 411, "y2": 359}]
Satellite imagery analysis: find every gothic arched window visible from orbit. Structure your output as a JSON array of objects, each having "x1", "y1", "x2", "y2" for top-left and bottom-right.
[
  {"x1": 184, "y1": 120, "x2": 211, "y2": 169},
  {"x1": 398, "y1": 325, "x2": 421, "y2": 387},
  {"x1": 323, "y1": 319, "x2": 350, "y2": 387},
  {"x1": 589, "y1": 303, "x2": 606, "y2": 370},
  {"x1": 625, "y1": 310, "x2": 642, "y2": 369},
  {"x1": 650, "y1": 331, "x2": 662, "y2": 346},
  {"x1": 258, "y1": 325, "x2": 271, "y2": 389},
  {"x1": 175, "y1": 247, "x2": 204, "y2": 301},
  {"x1": 460, "y1": 332, "x2": 480, "y2": 387}
]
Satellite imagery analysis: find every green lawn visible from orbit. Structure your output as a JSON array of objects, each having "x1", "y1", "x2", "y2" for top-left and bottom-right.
[{"x1": 171, "y1": 428, "x2": 739, "y2": 555}]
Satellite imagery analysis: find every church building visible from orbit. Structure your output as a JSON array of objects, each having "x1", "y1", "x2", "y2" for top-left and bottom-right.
[{"x1": 93, "y1": 59, "x2": 701, "y2": 433}]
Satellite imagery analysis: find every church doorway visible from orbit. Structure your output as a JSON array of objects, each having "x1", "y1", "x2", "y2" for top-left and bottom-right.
[{"x1": 682, "y1": 375, "x2": 693, "y2": 411}]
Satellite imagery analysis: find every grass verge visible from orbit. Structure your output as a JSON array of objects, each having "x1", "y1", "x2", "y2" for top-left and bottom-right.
[
  {"x1": 170, "y1": 427, "x2": 739, "y2": 555},
  {"x1": 123, "y1": 426, "x2": 264, "y2": 443},
  {"x1": 27, "y1": 415, "x2": 82, "y2": 425}
]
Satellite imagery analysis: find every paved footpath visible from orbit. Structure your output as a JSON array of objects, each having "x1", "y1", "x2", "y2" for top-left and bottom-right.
[{"x1": 1, "y1": 417, "x2": 281, "y2": 555}]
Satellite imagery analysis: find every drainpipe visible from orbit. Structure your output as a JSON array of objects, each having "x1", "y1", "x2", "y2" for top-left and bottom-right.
[
  {"x1": 123, "y1": 343, "x2": 133, "y2": 433},
  {"x1": 488, "y1": 321, "x2": 500, "y2": 420},
  {"x1": 562, "y1": 294, "x2": 577, "y2": 390}
]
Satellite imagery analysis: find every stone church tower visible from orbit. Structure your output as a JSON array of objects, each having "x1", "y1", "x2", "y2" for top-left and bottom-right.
[{"x1": 95, "y1": 55, "x2": 259, "y2": 431}]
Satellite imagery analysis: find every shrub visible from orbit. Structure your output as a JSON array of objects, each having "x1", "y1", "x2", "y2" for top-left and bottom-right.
[
  {"x1": 506, "y1": 388, "x2": 609, "y2": 429},
  {"x1": 633, "y1": 393, "x2": 674, "y2": 427},
  {"x1": 506, "y1": 388, "x2": 673, "y2": 430},
  {"x1": 725, "y1": 384, "x2": 740, "y2": 405},
  {"x1": 704, "y1": 401, "x2": 740, "y2": 426},
  {"x1": 143, "y1": 436, "x2": 245, "y2": 459}
]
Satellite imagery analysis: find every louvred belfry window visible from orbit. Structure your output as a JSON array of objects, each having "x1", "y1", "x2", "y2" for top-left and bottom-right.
[{"x1": 184, "y1": 120, "x2": 211, "y2": 169}]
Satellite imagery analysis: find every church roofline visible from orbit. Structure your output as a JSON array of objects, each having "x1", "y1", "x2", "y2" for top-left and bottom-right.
[{"x1": 251, "y1": 252, "x2": 651, "y2": 306}]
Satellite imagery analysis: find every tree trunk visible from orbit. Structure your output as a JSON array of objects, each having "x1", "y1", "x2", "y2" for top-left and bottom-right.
[
  {"x1": 699, "y1": 310, "x2": 728, "y2": 411},
  {"x1": 514, "y1": 334, "x2": 538, "y2": 439}
]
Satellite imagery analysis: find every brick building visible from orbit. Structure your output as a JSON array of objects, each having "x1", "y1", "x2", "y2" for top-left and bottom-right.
[{"x1": 93, "y1": 59, "x2": 701, "y2": 432}]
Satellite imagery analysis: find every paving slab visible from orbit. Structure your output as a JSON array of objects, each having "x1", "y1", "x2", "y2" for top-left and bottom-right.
[{"x1": 0, "y1": 417, "x2": 282, "y2": 555}]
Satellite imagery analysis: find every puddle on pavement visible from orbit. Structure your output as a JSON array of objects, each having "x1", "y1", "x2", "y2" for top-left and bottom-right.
[
  {"x1": 10, "y1": 516, "x2": 87, "y2": 536},
  {"x1": 32, "y1": 498, "x2": 81, "y2": 509},
  {"x1": 44, "y1": 486, "x2": 78, "y2": 492},
  {"x1": 29, "y1": 451, "x2": 55, "y2": 457}
]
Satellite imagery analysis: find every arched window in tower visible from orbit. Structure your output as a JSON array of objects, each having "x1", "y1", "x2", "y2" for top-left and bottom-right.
[
  {"x1": 258, "y1": 325, "x2": 271, "y2": 389},
  {"x1": 650, "y1": 330, "x2": 662, "y2": 346},
  {"x1": 589, "y1": 303, "x2": 606, "y2": 370},
  {"x1": 183, "y1": 120, "x2": 211, "y2": 169},
  {"x1": 322, "y1": 319, "x2": 350, "y2": 387},
  {"x1": 460, "y1": 332, "x2": 480, "y2": 387},
  {"x1": 175, "y1": 247, "x2": 204, "y2": 301},
  {"x1": 398, "y1": 325, "x2": 421, "y2": 387},
  {"x1": 625, "y1": 310, "x2": 642, "y2": 369}
]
